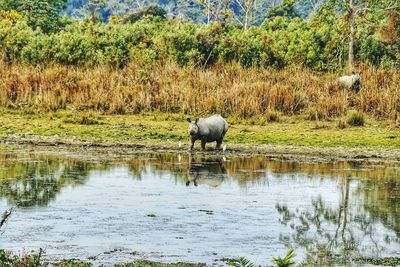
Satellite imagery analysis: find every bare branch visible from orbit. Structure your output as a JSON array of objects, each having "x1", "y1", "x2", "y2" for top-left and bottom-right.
[
  {"x1": 355, "y1": 4, "x2": 399, "y2": 15},
  {"x1": 380, "y1": 5, "x2": 399, "y2": 11},
  {"x1": 234, "y1": 0, "x2": 245, "y2": 11},
  {"x1": 0, "y1": 208, "x2": 15, "y2": 233},
  {"x1": 233, "y1": 16, "x2": 243, "y2": 24}
]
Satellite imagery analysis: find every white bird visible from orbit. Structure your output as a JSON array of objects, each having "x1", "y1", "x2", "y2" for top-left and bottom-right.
[
  {"x1": 178, "y1": 141, "x2": 182, "y2": 148},
  {"x1": 222, "y1": 144, "x2": 227, "y2": 152}
]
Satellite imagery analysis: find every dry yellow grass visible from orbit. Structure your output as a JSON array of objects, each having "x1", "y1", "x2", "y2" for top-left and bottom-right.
[{"x1": 0, "y1": 61, "x2": 399, "y2": 119}]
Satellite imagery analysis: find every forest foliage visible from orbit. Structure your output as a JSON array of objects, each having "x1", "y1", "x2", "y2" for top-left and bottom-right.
[
  {"x1": 0, "y1": 0, "x2": 398, "y2": 70},
  {"x1": 0, "y1": 0, "x2": 399, "y2": 120}
]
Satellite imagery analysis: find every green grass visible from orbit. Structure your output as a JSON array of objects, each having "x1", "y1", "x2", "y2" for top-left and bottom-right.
[
  {"x1": 0, "y1": 249, "x2": 202, "y2": 267},
  {"x1": 0, "y1": 109, "x2": 399, "y2": 151},
  {"x1": 116, "y1": 261, "x2": 205, "y2": 267}
]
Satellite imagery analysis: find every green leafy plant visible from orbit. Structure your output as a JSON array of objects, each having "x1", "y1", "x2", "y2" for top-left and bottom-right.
[
  {"x1": 272, "y1": 249, "x2": 296, "y2": 267},
  {"x1": 228, "y1": 257, "x2": 255, "y2": 267},
  {"x1": 229, "y1": 250, "x2": 306, "y2": 267}
]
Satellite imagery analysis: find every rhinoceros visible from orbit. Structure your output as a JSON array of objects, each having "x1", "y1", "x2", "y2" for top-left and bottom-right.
[
  {"x1": 338, "y1": 72, "x2": 362, "y2": 92},
  {"x1": 187, "y1": 114, "x2": 228, "y2": 151}
]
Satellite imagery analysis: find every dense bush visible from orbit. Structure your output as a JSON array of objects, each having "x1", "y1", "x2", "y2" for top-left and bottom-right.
[
  {"x1": 0, "y1": 7, "x2": 398, "y2": 70},
  {"x1": 0, "y1": 0, "x2": 67, "y2": 33}
]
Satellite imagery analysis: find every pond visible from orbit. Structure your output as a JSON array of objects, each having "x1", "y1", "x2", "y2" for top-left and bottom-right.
[{"x1": 0, "y1": 151, "x2": 399, "y2": 266}]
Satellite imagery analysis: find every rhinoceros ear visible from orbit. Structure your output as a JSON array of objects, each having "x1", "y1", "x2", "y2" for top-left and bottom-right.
[{"x1": 186, "y1": 118, "x2": 191, "y2": 123}]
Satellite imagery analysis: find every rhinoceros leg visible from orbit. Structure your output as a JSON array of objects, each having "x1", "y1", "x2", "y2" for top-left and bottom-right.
[
  {"x1": 190, "y1": 137, "x2": 196, "y2": 150},
  {"x1": 201, "y1": 138, "x2": 207, "y2": 151},
  {"x1": 216, "y1": 138, "x2": 223, "y2": 149}
]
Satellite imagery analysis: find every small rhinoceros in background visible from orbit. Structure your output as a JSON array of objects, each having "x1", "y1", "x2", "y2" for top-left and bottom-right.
[
  {"x1": 338, "y1": 72, "x2": 362, "y2": 92},
  {"x1": 187, "y1": 114, "x2": 228, "y2": 151}
]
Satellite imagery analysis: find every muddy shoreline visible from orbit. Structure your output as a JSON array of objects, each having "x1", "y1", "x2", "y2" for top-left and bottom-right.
[{"x1": 1, "y1": 136, "x2": 399, "y2": 163}]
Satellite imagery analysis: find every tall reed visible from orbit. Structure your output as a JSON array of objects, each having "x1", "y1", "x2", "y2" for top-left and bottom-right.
[{"x1": 0, "y1": 61, "x2": 398, "y2": 119}]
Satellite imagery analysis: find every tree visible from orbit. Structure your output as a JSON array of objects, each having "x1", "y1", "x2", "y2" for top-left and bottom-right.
[
  {"x1": 182, "y1": 0, "x2": 231, "y2": 24},
  {"x1": 338, "y1": 0, "x2": 399, "y2": 70},
  {"x1": 0, "y1": 0, "x2": 67, "y2": 32},
  {"x1": 233, "y1": 0, "x2": 256, "y2": 30},
  {"x1": 299, "y1": 0, "x2": 326, "y2": 16},
  {"x1": 197, "y1": 0, "x2": 211, "y2": 23},
  {"x1": 122, "y1": 4, "x2": 167, "y2": 23},
  {"x1": 85, "y1": 0, "x2": 106, "y2": 22},
  {"x1": 266, "y1": 0, "x2": 301, "y2": 20}
]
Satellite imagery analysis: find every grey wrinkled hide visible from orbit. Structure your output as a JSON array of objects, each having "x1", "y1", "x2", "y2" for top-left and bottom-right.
[
  {"x1": 338, "y1": 72, "x2": 361, "y2": 92},
  {"x1": 187, "y1": 114, "x2": 228, "y2": 150}
]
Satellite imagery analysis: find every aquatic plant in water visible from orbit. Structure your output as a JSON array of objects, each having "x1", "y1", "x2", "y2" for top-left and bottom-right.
[{"x1": 229, "y1": 249, "x2": 307, "y2": 267}]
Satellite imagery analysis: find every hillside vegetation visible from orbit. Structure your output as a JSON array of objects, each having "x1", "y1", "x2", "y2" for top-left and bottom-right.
[{"x1": 0, "y1": 0, "x2": 399, "y2": 69}]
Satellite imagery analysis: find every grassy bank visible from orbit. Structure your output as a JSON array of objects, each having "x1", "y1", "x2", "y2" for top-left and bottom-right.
[
  {"x1": 0, "y1": 249, "x2": 205, "y2": 267},
  {"x1": 2, "y1": 249, "x2": 400, "y2": 267},
  {"x1": 1, "y1": 62, "x2": 399, "y2": 161},
  {"x1": 0, "y1": 110, "x2": 399, "y2": 160}
]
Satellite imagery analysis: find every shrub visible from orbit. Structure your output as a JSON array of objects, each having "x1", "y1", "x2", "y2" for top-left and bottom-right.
[
  {"x1": 0, "y1": 9, "x2": 23, "y2": 23},
  {"x1": 337, "y1": 117, "x2": 347, "y2": 129},
  {"x1": 266, "y1": 110, "x2": 280, "y2": 122},
  {"x1": 394, "y1": 112, "x2": 400, "y2": 128},
  {"x1": 347, "y1": 110, "x2": 365, "y2": 126},
  {"x1": 306, "y1": 106, "x2": 324, "y2": 121}
]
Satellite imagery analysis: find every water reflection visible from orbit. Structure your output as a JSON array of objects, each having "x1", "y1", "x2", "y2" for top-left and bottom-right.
[
  {"x1": 186, "y1": 157, "x2": 227, "y2": 187},
  {"x1": 355, "y1": 177, "x2": 400, "y2": 238},
  {"x1": 0, "y1": 154, "x2": 93, "y2": 207},
  {"x1": 276, "y1": 174, "x2": 400, "y2": 266},
  {"x1": 0, "y1": 152, "x2": 399, "y2": 265}
]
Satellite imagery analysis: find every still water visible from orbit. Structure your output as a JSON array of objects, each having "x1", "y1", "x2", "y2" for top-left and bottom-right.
[{"x1": 0, "y1": 152, "x2": 399, "y2": 266}]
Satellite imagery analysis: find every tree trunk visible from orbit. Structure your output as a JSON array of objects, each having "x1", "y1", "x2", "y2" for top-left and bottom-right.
[
  {"x1": 207, "y1": 0, "x2": 210, "y2": 24},
  {"x1": 341, "y1": 176, "x2": 350, "y2": 238},
  {"x1": 91, "y1": 11, "x2": 97, "y2": 23},
  {"x1": 215, "y1": 0, "x2": 222, "y2": 21},
  {"x1": 244, "y1": 8, "x2": 249, "y2": 30}
]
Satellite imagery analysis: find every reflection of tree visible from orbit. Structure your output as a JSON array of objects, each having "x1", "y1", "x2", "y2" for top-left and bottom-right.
[
  {"x1": 126, "y1": 153, "x2": 187, "y2": 181},
  {"x1": 355, "y1": 177, "x2": 400, "y2": 238},
  {"x1": 0, "y1": 156, "x2": 92, "y2": 207},
  {"x1": 276, "y1": 175, "x2": 399, "y2": 266}
]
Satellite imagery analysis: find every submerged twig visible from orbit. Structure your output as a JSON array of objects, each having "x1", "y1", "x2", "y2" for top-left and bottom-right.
[{"x1": 0, "y1": 207, "x2": 15, "y2": 233}]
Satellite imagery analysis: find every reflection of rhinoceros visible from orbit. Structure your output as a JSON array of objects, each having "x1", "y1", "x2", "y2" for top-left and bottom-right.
[{"x1": 186, "y1": 157, "x2": 227, "y2": 187}]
